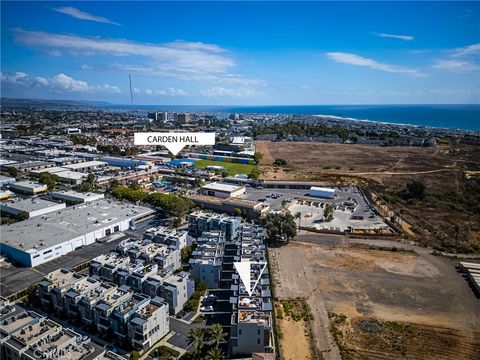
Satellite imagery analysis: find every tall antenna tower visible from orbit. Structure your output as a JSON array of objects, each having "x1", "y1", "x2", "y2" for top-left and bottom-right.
[{"x1": 129, "y1": 74, "x2": 135, "y2": 127}]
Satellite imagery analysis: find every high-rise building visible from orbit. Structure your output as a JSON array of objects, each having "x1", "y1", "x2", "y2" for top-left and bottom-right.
[{"x1": 174, "y1": 113, "x2": 189, "y2": 124}]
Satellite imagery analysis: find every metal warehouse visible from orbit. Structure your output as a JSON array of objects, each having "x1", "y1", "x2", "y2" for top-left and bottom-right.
[
  {"x1": 0, "y1": 199, "x2": 155, "y2": 267},
  {"x1": 201, "y1": 182, "x2": 246, "y2": 199},
  {"x1": 0, "y1": 198, "x2": 66, "y2": 218},
  {"x1": 308, "y1": 186, "x2": 336, "y2": 199}
]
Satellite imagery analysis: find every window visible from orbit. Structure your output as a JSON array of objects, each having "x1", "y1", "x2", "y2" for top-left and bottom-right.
[
  {"x1": 257, "y1": 338, "x2": 260, "y2": 344},
  {"x1": 114, "y1": 226, "x2": 119, "y2": 232},
  {"x1": 238, "y1": 329, "x2": 242, "y2": 335},
  {"x1": 43, "y1": 249, "x2": 52, "y2": 255}
]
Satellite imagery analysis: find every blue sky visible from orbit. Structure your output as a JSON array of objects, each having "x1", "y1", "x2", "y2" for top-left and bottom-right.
[{"x1": 1, "y1": 1, "x2": 479, "y2": 105}]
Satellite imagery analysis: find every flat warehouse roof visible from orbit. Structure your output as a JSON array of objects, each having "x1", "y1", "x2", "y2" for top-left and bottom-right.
[
  {"x1": 63, "y1": 161, "x2": 108, "y2": 170},
  {"x1": 202, "y1": 182, "x2": 245, "y2": 193},
  {"x1": 1, "y1": 199, "x2": 154, "y2": 252},
  {"x1": 52, "y1": 190, "x2": 105, "y2": 201},
  {"x1": 0, "y1": 198, "x2": 65, "y2": 213}
]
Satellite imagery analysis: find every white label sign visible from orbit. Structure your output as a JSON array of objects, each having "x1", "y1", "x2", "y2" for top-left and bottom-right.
[{"x1": 134, "y1": 132, "x2": 215, "y2": 155}]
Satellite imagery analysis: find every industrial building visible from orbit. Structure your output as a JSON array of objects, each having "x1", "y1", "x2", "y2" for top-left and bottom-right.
[
  {"x1": 52, "y1": 190, "x2": 105, "y2": 204},
  {"x1": 100, "y1": 156, "x2": 149, "y2": 168},
  {"x1": 0, "y1": 175, "x2": 16, "y2": 187},
  {"x1": 9, "y1": 181, "x2": 47, "y2": 195},
  {"x1": 0, "y1": 198, "x2": 66, "y2": 218},
  {"x1": 63, "y1": 160, "x2": 108, "y2": 173},
  {"x1": 308, "y1": 186, "x2": 335, "y2": 199},
  {"x1": 202, "y1": 182, "x2": 246, "y2": 199},
  {"x1": 0, "y1": 199, "x2": 154, "y2": 267}
]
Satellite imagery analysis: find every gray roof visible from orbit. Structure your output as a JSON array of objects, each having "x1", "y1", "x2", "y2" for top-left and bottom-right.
[
  {"x1": 0, "y1": 198, "x2": 65, "y2": 213},
  {"x1": 1, "y1": 199, "x2": 154, "y2": 252}
]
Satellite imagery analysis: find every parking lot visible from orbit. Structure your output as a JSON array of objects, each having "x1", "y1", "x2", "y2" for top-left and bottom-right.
[{"x1": 239, "y1": 186, "x2": 389, "y2": 231}]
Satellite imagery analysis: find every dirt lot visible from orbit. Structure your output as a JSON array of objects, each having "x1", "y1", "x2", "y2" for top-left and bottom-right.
[
  {"x1": 257, "y1": 141, "x2": 480, "y2": 248},
  {"x1": 256, "y1": 141, "x2": 468, "y2": 188},
  {"x1": 269, "y1": 239, "x2": 480, "y2": 360},
  {"x1": 276, "y1": 300, "x2": 315, "y2": 360}
]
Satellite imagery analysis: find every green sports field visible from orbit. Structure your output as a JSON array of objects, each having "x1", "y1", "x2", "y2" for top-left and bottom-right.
[{"x1": 193, "y1": 160, "x2": 257, "y2": 176}]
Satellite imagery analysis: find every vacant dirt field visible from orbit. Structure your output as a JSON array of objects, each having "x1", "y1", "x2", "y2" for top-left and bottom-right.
[
  {"x1": 276, "y1": 301, "x2": 315, "y2": 360},
  {"x1": 269, "y1": 239, "x2": 480, "y2": 360},
  {"x1": 256, "y1": 141, "x2": 473, "y2": 188}
]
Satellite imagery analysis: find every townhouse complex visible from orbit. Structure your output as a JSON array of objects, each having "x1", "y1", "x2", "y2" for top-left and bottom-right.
[{"x1": 0, "y1": 298, "x2": 112, "y2": 360}]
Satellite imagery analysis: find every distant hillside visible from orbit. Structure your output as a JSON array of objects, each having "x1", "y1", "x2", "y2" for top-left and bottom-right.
[{"x1": 0, "y1": 97, "x2": 113, "y2": 110}]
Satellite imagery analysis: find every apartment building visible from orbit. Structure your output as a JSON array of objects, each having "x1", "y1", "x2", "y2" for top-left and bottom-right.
[
  {"x1": 37, "y1": 269, "x2": 86, "y2": 315},
  {"x1": 117, "y1": 296, "x2": 169, "y2": 351},
  {"x1": 93, "y1": 285, "x2": 133, "y2": 338},
  {"x1": 189, "y1": 230, "x2": 225, "y2": 288},
  {"x1": 230, "y1": 225, "x2": 274, "y2": 356},
  {"x1": 188, "y1": 211, "x2": 241, "y2": 241},
  {"x1": 128, "y1": 298, "x2": 169, "y2": 351},
  {"x1": 0, "y1": 302, "x2": 104, "y2": 360},
  {"x1": 143, "y1": 226, "x2": 189, "y2": 250},
  {"x1": 159, "y1": 272, "x2": 195, "y2": 315}
]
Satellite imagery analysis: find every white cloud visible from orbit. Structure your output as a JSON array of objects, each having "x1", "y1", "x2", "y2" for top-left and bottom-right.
[
  {"x1": 326, "y1": 52, "x2": 424, "y2": 76},
  {"x1": 433, "y1": 59, "x2": 478, "y2": 72},
  {"x1": 12, "y1": 29, "x2": 263, "y2": 85},
  {"x1": 143, "y1": 87, "x2": 188, "y2": 96},
  {"x1": 53, "y1": 7, "x2": 121, "y2": 26},
  {"x1": 1, "y1": 71, "x2": 120, "y2": 93},
  {"x1": 374, "y1": 32, "x2": 414, "y2": 41},
  {"x1": 433, "y1": 43, "x2": 480, "y2": 73},
  {"x1": 200, "y1": 87, "x2": 255, "y2": 97},
  {"x1": 34, "y1": 76, "x2": 49, "y2": 86},
  {"x1": 53, "y1": 73, "x2": 89, "y2": 92},
  {"x1": 451, "y1": 43, "x2": 480, "y2": 57}
]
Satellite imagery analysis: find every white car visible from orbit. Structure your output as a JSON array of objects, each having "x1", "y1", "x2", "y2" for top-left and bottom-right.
[{"x1": 200, "y1": 305, "x2": 214, "y2": 312}]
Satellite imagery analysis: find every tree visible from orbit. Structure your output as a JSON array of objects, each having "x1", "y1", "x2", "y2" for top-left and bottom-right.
[
  {"x1": 264, "y1": 213, "x2": 297, "y2": 244},
  {"x1": 249, "y1": 167, "x2": 261, "y2": 180},
  {"x1": 253, "y1": 152, "x2": 263, "y2": 164},
  {"x1": 39, "y1": 172, "x2": 58, "y2": 190},
  {"x1": 274, "y1": 158, "x2": 288, "y2": 166},
  {"x1": 398, "y1": 180, "x2": 426, "y2": 201},
  {"x1": 324, "y1": 203, "x2": 334, "y2": 222},
  {"x1": 24, "y1": 284, "x2": 37, "y2": 307},
  {"x1": 129, "y1": 351, "x2": 140, "y2": 360},
  {"x1": 188, "y1": 328, "x2": 205, "y2": 358},
  {"x1": 406, "y1": 180, "x2": 426, "y2": 200},
  {"x1": 7, "y1": 167, "x2": 18, "y2": 178},
  {"x1": 86, "y1": 173, "x2": 96, "y2": 185},
  {"x1": 205, "y1": 347, "x2": 225, "y2": 360},
  {"x1": 208, "y1": 324, "x2": 226, "y2": 348},
  {"x1": 233, "y1": 208, "x2": 243, "y2": 217}
]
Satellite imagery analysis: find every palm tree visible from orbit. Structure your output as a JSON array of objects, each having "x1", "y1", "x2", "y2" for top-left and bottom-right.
[
  {"x1": 294, "y1": 212, "x2": 302, "y2": 229},
  {"x1": 208, "y1": 323, "x2": 226, "y2": 348},
  {"x1": 188, "y1": 327, "x2": 205, "y2": 358},
  {"x1": 205, "y1": 347, "x2": 225, "y2": 360}
]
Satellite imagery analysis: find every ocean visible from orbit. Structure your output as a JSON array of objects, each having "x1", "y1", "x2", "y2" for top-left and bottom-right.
[{"x1": 116, "y1": 104, "x2": 480, "y2": 132}]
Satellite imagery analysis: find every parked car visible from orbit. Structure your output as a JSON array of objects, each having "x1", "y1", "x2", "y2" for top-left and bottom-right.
[{"x1": 200, "y1": 305, "x2": 214, "y2": 312}]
